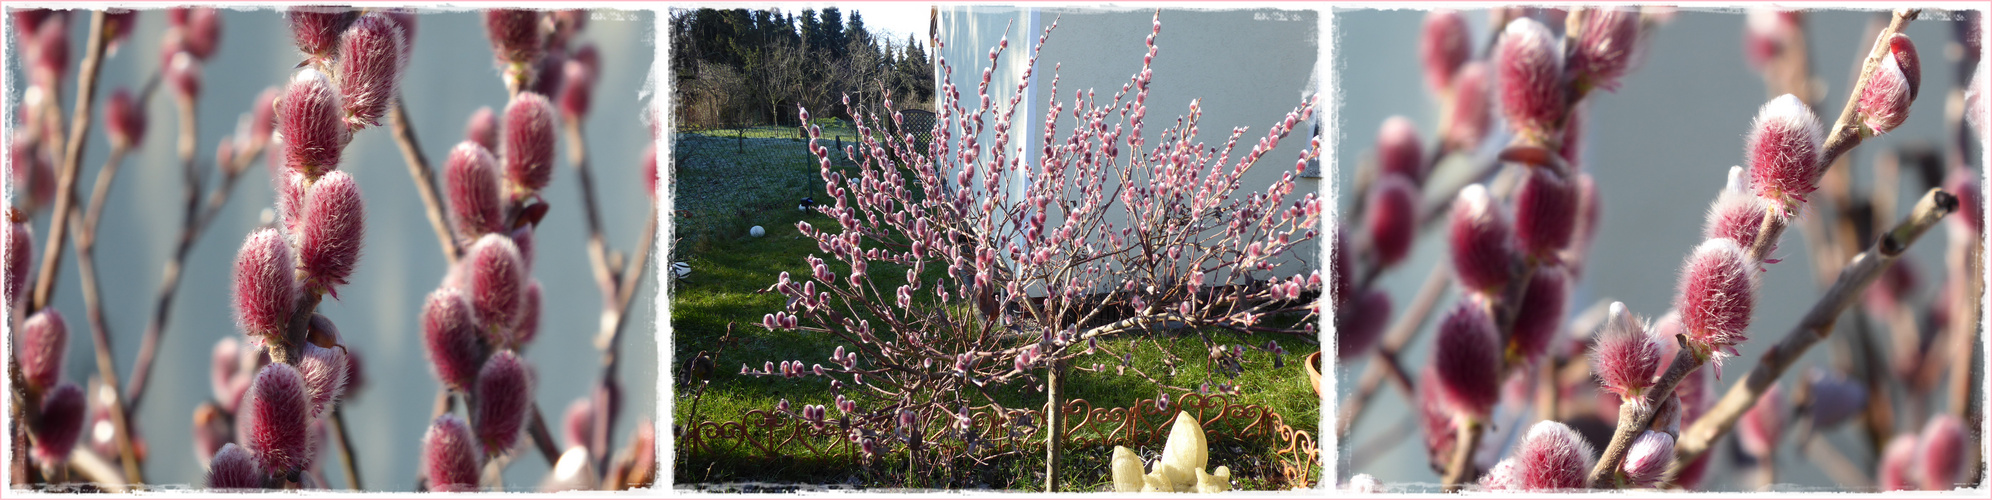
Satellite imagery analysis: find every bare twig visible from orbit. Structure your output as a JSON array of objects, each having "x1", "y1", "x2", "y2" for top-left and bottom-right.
[
  {"x1": 1439, "y1": 416, "x2": 1482, "y2": 491},
  {"x1": 125, "y1": 143, "x2": 256, "y2": 407},
  {"x1": 1944, "y1": 240, "x2": 1981, "y2": 419},
  {"x1": 1416, "y1": 152, "x2": 1505, "y2": 230},
  {"x1": 273, "y1": 291, "x2": 324, "y2": 365},
  {"x1": 68, "y1": 141, "x2": 145, "y2": 484},
  {"x1": 1854, "y1": 309, "x2": 1897, "y2": 454},
  {"x1": 329, "y1": 405, "x2": 363, "y2": 490},
  {"x1": 1338, "y1": 258, "x2": 1449, "y2": 438},
  {"x1": 565, "y1": 119, "x2": 611, "y2": 473},
  {"x1": 1670, "y1": 188, "x2": 1957, "y2": 470},
  {"x1": 1945, "y1": 240, "x2": 1983, "y2": 485},
  {"x1": 125, "y1": 57, "x2": 232, "y2": 407},
  {"x1": 1746, "y1": 201, "x2": 1788, "y2": 264},
  {"x1": 63, "y1": 447, "x2": 128, "y2": 493},
  {"x1": 79, "y1": 149, "x2": 125, "y2": 237},
  {"x1": 564, "y1": 100, "x2": 662, "y2": 480},
  {"x1": 1804, "y1": 433, "x2": 1870, "y2": 489},
  {"x1": 388, "y1": 99, "x2": 460, "y2": 265},
  {"x1": 529, "y1": 404, "x2": 562, "y2": 466},
  {"x1": 29, "y1": 11, "x2": 110, "y2": 312},
  {"x1": 606, "y1": 210, "x2": 657, "y2": 348},
  {"x1": 1349, "y1": 418, "x2": 1416, "y2": 470},
  {"x1": 564, "y1": 121, "x2": 615, "y2": 308},
  {"x1": 133, "y1": 86, "x2": 210, "y2": 404}
]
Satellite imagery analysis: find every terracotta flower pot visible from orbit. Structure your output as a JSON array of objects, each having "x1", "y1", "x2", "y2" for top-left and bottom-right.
[{"x1": 1305, "y1": 351, "x2": 1323, "y2": 396}]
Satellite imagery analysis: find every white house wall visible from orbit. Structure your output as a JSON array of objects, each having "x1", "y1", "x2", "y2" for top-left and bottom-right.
[{"x1": 937, "y1": 7, "x2": 1323, "y2": 279}]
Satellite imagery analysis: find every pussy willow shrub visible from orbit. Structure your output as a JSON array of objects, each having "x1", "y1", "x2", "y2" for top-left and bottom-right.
[
  {"x1": 740, "y1": 11, "x2": 1322, "y2": 479},
  {"x1": 1345, "y1": 7, "x2": 1978, "y2": 492}
]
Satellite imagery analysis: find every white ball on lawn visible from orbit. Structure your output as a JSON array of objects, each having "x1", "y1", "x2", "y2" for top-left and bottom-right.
[{"x1": 750, "y1": 225, "x2": 766, "y2": 237}]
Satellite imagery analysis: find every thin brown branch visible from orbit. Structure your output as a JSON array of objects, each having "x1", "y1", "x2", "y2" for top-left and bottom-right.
[
  {"x1": 589, "y1": 204, "x2": 656, "y2": 481},
  {"x1": 273, "y1": 291, "x2": 325, "y2": 365},
  {"x1": 1945, "y1": 240, "x2": 1981, "y2": 419},
  {"x1": 1535, "y1": 355, "x2": 1560, "y2": 423},
  {"x1": 1349, "y1": 417, "x2": 1415, "y2": 471},
  {"x1": 1945, "y1": 241, "x2": 1983, "y2": 484},
  {"x1": 1804, "y1": 433, "x2": 1870, "y2": 490},
  {"x1": 1440, "y1": 416, "x2": 1482, "y2": 491},
  {"x1": 607, "y1": 208, "x2": 657, "y2": 347},
  {"x1": 1746, "y1": 203, "x2": 1788, "y2": 263},
  {"x1": 1913, "y1": 241, "x2": 1974, "y2": 389},
  {"x1": 125, "y1": 152, "x2": 252, "y2": 407},
  {"x1": 65, "y1": 131, "x2": 148, "y2": 486},
  {"x1": 329, "y1": 405, "x2": 363, "y2": 490},
  {"x1": 1669, "y1": 188, "x2": 1957, "y2": 471},
  {"x1": 123, "y1": 62, "x2": 214, "y2": 408},
  {"x1": 63, "y1": 447, "x2": 128, "y2": 493},
  {"x1": 1338, "y1": 259, "x2": 1449, "y2": 437},
  {"x1": 79, "y1": 148, "x2": 125, "y2": 237},
  {"x1": 30, "y1": 11, "x2": 110, "y2": 312},
  {"x1": 1749, "y1": 10, "x2": 1919, "y2": 271},
  {"x1": 529, "y1": 403, "x2": 562, "y2": 466},
  {"x1": 565, "y1": 109, "x2": 660, "y2": 479},
  {"x1": 1854, "y1": 309, "x2": 1897, "y2": 455},
  {"x1": 1416, "y1": 153, "x2": 1505, "y2": 230},
  {"x1": 388, "y1": 98, "x2": 460, "y2": 265},
  {"x1": 564, "y1": 121, "x2": 615, "y2": 307},
  {"x1": 67, "y1": 209, "x2": 143, "y2": 485}
]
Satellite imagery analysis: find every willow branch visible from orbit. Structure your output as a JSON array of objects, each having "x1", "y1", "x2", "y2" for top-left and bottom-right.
[
  {"x1": 131, "y1": 71, "x2": 208, "y2": 409},
  {"x1": 67, "y1": 143, "x2": 145, "y2": 484},
  {"x1": 1944, "y1": 241, "x2": 1981, "y2": 421},
  {"x1": 1337, "y1": 257, "x2": 1449, "y2": 438},
  {"x1": 329, "y1": 405, "x2": 362, "y2": 490},
  {"x1": 1670, "y1": 188, "x2": 1957, "y2": 471},
  {"x1": 529, "y1": 403, "x2": 562, "y2": 466},
  {"x1": 606, "y1": 207, "x2": 657, "y2": 348},
  {"x1": 125, "y1": 140, "x2": 255, "y2": 407},
  {"x1": 564, "y1": 121, "x2": 615, "y2": 308},
  {"x1": 79, "y1": 148, "x2": 125, "y2": 237},
  {"x1": 1804, "y1": 433, "x2": 1870, "y2": 489},
  {"x1": 63, "y1": 447, "x2": 127, "y2": 493},
  {"x1": 29, "y1": 11, "x2": 109, "y2": 312},
  {"x1": 591, "y1": 203, "x2": 657, "y2": 479},
  {"x1": 1440, "y1": 416, "x2": 1483, "y2": 491},
  {"x1": 388, "y1": 98, "x2": 460, "y2": 265}
]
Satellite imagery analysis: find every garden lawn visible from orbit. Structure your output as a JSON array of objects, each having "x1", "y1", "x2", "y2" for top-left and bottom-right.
[{"x1": 669, "y1": 133, "x2": 1319, "y2": 491}]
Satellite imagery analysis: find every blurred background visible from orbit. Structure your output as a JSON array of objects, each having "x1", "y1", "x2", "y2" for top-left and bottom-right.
[
  {"x1": 1334, "y1": 7, "x2": 1981, "y2": 492},
  {"x1": 5, "y1": 7, "x2": 658, "y2": 490}
]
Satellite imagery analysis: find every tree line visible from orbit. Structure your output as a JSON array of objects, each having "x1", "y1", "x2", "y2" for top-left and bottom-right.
[{"x1": 670, "y1": 7, "x2": 935, "y2": 130}]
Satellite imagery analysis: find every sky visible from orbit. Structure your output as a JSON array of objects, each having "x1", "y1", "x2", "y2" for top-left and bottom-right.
[{"x1": 777, "y1": 2, "x2": 932, "y2": 48}]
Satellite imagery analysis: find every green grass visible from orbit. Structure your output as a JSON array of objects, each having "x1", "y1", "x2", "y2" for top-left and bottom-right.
[
  {"x1": 681, "y1": 120, "x2": 862, "y2": 142},
  {"x1": 670, "y1": 136, "x2": 1320, "y2": 491}
]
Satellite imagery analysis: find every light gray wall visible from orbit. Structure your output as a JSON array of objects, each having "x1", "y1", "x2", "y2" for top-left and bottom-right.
[{"x1": 935, "y1": 6, "x2": 1322, "y2": 277}]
